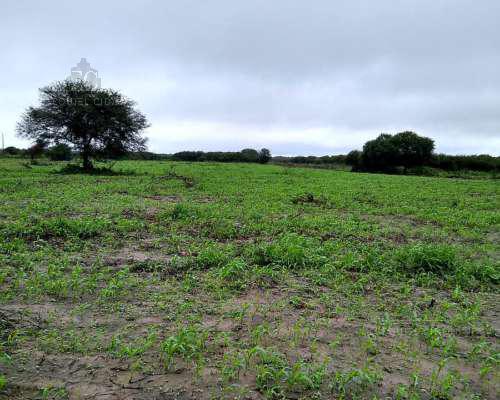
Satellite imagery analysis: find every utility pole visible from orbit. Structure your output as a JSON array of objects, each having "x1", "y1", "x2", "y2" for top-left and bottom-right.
[{"x1": 1, "y1": 132, "x2": 4, "y2": 152}]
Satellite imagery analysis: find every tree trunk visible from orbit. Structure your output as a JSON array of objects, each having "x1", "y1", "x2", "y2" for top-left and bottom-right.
[{"x1": 82, "y1": 147, "x2": 93, "y2": 171}]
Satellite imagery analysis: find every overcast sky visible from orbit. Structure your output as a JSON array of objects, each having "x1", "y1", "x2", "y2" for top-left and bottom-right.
[{"x1": 1, "y1": 0, "x2": 499, "y2": 155}]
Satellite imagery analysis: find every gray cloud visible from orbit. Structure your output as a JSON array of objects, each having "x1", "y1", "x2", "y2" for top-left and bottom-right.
[{"x1": 1, "y1": 0, "x2": 499, "y2": 155}]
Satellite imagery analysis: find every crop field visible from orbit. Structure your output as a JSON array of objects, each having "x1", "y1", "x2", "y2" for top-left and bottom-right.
[{"x1": 0, "y1": 159, "x2": 498, "y2": 400}]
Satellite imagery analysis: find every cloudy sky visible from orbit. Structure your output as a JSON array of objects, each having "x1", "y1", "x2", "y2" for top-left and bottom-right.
[{"x1": 1, "y1": 0, "x2": 499, "y2": 155}]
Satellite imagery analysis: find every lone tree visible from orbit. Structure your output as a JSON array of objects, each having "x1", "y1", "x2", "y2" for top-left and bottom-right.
[
  {"x1": 258, "y1": 148, "x2": 271, "y2": 164},
  {"x1": 240, "y1": 148, "x2": 260, "y2": 163},
  {"x1": 17, "y1": 80, "x2": 149, "y2": 170}
]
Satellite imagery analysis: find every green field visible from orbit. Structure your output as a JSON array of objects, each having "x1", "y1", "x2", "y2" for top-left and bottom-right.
[{"x1": 0, "y1": 159, "x2": 498, "y2": 399}]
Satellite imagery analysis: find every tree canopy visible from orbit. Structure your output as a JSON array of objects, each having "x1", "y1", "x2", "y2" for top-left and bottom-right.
[
  {"x1": 361, "y1": 131, "x2": 434, "y2": 172},
  {"x1": 17, "y1": 80, "x2": 149, "y2": 170},
  {"x1": 258, "y1": 148, "x2": 271, "y2": 164}
]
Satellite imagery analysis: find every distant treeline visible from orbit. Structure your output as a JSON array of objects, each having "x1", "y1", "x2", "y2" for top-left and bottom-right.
[
  {"x1": 428, "y1": 154, "x2": 499, "y2": 172},
  {"x1": 273, "y1": 155, "x2": 347, "y2": 165},
  {"x1": 170, "y1": 148, "x2": 271, "y2": 163},
  {"x1": 2, "y1": 135, "x2": 498, "y2": 173},
  {"x1": 275, "y1": 153, "x2": 499, "y2": 172},
  {"x1": 0, "y1": 145, "x2": 272, "y2": 164},
  {"x1": 274, "y1": 132, "x2": 499, "y2": 173}
]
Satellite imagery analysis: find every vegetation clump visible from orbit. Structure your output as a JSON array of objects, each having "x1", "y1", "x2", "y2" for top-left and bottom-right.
[
  {"x1": 396, "y1": 244, "x2": 458, "y2": 276},
  {"x1": 47, "y1": 144, "x2": 72, "y2": 161}
]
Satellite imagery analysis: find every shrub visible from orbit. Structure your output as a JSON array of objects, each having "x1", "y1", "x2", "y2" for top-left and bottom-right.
[
  {"x1": 26, "y1": 139, "x2": 47, "y2": 161},
  {"x1": 47, "y1": 144, "x2": 73, "y2": 161},
  {"x1": 240, "y1": 148, "x2": 259, "y2": 162},
  {"x1": 2, "y1": 146, "x2": 21, "y2": 156},
  {"x1": 406, "y1": 166, "x2": 444, "y2": 177}
]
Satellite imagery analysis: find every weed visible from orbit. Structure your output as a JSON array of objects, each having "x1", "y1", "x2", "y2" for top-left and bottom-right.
[
  {"x1": 248, "y1": 347, "x2": 326, "y2": 398},
  {"x1": 39, "y1": 386, "x2": 69, "y2": 400},
  {"x1": 396, "y1": 243, "x2": 458, "y2": 276},
  {"x1": 429, "y1": 359, "x2": 460, "y2": 399},
  {"x1": 168, "y1": 203, "x2": 194, "y2": 220},
  {"x1": 216, "y1": 258, "x2": 247, "y2": 280}
]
